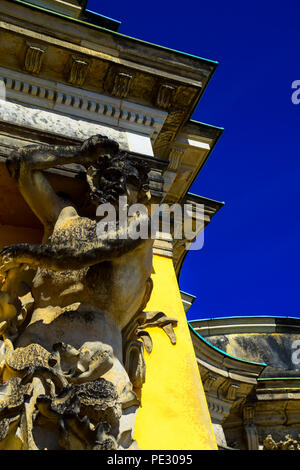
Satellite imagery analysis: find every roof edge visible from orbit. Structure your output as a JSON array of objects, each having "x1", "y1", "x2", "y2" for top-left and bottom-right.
[
  {"x1": 7, "y1": 0, "x2": 219, "y2": 66},
  {"x1": 189, "y1": 315, "x2": 300, "y2": 322}
]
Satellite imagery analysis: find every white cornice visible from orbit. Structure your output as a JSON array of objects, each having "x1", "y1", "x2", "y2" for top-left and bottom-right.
[{"x1": 0, "y1": 66, "x2": 167, "y2": 142}]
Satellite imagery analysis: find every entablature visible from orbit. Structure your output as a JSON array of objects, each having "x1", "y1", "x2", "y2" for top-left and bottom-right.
[
  {"x1": 0, "y1": 0, "x2": 218, "y2": 161},
  {"x1": 0, "y1": 66, "x2": 167, "y2": 149}
]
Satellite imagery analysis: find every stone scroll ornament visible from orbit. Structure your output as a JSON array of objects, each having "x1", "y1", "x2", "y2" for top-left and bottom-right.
[{"x1": 0, "y1": 135, "x2": 177, "y2": 450}]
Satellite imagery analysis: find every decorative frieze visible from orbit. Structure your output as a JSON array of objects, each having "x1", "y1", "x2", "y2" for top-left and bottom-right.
[
  {"x1": 207, "y1": 396, "x2": 232, "y2": 422},
  {"x1": 153, "y1": 129, "x2": 176, "y2": 149},
  {"x1": 156, "y1": 83, "x2": 176, "y2": 110},
  {"x1": 217, "y1": 379, "x2": 241, "y2": 401},
  {"x1": 204, "y1": 375, "x2": 218, "y2": 391},
  {"x1": 111, "y1": 71, "x2": 133, "y2": 99},
  {"x1": 227, "y1": 383, "x2": 240, "y2": 401},
  {"x1": 167, "y1": 146, "x2": 185, "y2": 172},
  {"x1": 165, "y1": 109, "x2": 186, "y2": 128},
  {"x1": 0, "y1": 11, "x2": 210, "y2": 165},
  {"x1": 68, "y1": 56, "x2": 90, "y2": 87},
  {"x1": 0, "y1": 67, "x2": 167, "y2": 142},
  {"x1": 24, "y1": 43, "x2": 46, "y2": 74}
]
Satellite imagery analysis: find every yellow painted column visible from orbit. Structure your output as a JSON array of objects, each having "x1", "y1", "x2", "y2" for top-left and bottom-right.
[{"x1": 134, "y1": 254, "x2": 217, "y2": 450}]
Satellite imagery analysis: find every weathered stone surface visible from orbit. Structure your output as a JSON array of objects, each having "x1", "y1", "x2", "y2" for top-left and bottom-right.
[
  {"x1": 0, "y1": 101, "x2": 129, "y2": 150},
  {"x1": 0, "y1": 135, "x2": 177, "y2": 449},
  {"x1": 263, "y1": 434, "x2": 300, "y2": 450}
]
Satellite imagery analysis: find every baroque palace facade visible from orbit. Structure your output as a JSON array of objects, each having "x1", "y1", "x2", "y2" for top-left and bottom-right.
[{"x1": 0, "y1": 0, "x2": 299, "y2": 450}]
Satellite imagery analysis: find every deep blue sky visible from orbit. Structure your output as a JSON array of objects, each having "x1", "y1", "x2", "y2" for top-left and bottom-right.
[{"x1": 88, "y1": 0, "x2": 300, "y2": 320}]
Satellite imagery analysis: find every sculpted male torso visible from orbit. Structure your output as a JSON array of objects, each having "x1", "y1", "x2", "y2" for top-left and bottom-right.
[
  {"x1": 18, "y1": 207, "x2": 153, "y2": 361},
  {"x1": 2, "y1": 136, "x2": 153, "y2": 360},
  {"x1": 0, "y1": 136, "x2": 153, "y2": 449},
  {"x1": 0, "y1": 135, "x2": 176, "y2": 450}
]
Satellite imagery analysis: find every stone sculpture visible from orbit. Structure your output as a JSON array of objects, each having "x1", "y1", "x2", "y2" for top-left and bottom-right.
[
  {"x1": 0, "y1": 135, "x2": 177, "y2": 450},
  {"x1": 263, "y1": 434, "x2": 300, "y2": 450}
]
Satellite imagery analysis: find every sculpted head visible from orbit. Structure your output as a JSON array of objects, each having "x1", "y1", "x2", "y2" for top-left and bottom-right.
[{"x1": 85, "y1": 152, "x2": 151, "y2": 208}]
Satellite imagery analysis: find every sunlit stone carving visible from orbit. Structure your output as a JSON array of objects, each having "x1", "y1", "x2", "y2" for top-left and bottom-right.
[
  {"x1": 24, "y1": 44, "x2": 46, "y2": 75},
  {"x1": 0, "y1": 135, "x2": 177, "y2": 450}
]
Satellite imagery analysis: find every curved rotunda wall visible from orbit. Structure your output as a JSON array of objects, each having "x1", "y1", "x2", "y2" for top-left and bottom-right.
[{"x1": 190, "y1": 317, "x2": 300, "y2": 378}]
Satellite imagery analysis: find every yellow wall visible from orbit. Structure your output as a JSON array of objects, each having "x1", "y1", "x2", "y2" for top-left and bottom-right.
[{"x1": 134, "y1": 254, "x2": 217, "y2": 450}]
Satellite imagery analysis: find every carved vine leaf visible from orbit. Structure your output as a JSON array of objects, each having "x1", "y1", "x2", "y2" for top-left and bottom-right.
[
  {"x1": 134, "y1": 311, "x2": 177, "y2": 353},
  {"x1": 123, "y1": 311, "x2": 177, "y2": 388}
]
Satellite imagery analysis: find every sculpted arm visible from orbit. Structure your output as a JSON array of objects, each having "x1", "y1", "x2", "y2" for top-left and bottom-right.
[
  {"x1": 6, "y1": 135, "x2": 119, "y2": 177},
  {"x1": 0, "y1": 215, "x2": 151, "y2": 273},
  {"x1": 6, "y1": 135, "x2": 119, "y2": 232}
]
